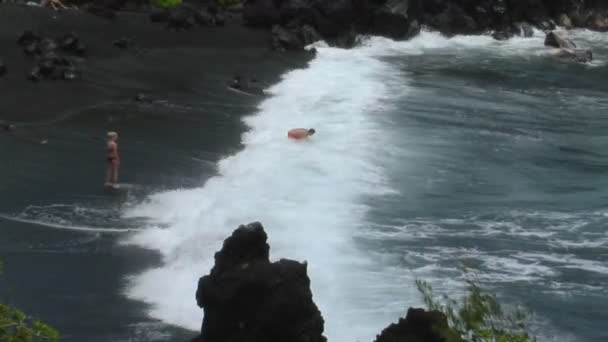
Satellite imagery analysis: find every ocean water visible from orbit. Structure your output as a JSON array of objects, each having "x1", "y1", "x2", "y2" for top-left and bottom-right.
[{"x1": 2, "y1": 30, "x2": 608, "y2": 341}]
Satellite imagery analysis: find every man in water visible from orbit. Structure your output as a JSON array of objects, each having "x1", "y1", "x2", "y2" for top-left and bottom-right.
[
  {"x1": 105, "y1": 131, "x2": 120, "y2": 189},
  {"x1": 288, "y1": 128, "x2": 315, "y2": 140}
]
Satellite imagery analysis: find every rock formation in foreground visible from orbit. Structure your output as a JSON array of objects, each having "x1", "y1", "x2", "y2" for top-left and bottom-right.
[
  {"x1": 192, "y1": 222, "x2": 326, "y2": 342},
  {"x1": 192, "y1": 222, "x2": 459, "y2": 342},
  {"x1": 374, "y1": 308, "x2": 461, "y2": 342}
]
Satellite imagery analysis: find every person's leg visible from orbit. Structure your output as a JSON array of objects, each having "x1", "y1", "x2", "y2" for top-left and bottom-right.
[
  {"x1": 105, "y1": 162, "x2": 112, "y2": 185},
  {"x1": 112, "y1": 161, "x2": 119, "y2": 186}
]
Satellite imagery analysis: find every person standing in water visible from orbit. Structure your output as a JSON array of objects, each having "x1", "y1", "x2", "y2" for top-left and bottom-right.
[
  {"x1": 105, "y1": 131, "x2": 120, "y2": 188},
  {"x1": 288, "y1": 128, "x2": 315, "y2": 140}
]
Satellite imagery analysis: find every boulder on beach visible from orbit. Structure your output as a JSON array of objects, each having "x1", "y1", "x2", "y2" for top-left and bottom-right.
[
  {"x1": 17, "y1": 30, "x2": 41, "y2": 46},
  {"x1": 59, "y1": 32, "x2": 79, "y2": 51},
  {"x1": 18, "y1": 30, "x2": 84, "y2": 81},
  {"x1": 113, "y1": 37, "x2": 135, "y2": 49},
  {"x1": 193, "y1": 222, "x2": 326, "y2": 342}
]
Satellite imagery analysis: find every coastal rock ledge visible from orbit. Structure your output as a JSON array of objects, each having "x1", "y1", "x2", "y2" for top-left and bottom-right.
[{"x1": 192, "y1": 222, "x2": 457, "y2": 342}]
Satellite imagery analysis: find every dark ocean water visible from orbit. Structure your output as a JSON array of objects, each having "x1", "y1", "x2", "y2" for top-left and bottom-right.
[
  {"x1": 356, "y1": 30, "x2": 608, "y2": 341},
  {"x1": 1, "y1": 30, "x2": 608, "y2": 342}
]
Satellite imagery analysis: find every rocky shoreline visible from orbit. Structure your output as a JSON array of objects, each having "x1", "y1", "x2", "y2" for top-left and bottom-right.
[
  {"x1": 2, "y1": 0, "x2": 600, "y2": 99},
  {"x1": 4, "y1": 0, "x2": 605, "y2": 52},
  {"x1": 61, "y1": 0, "x2": 608, "y2": 50},
  {"x1": 192, "y1": 222, "x2": 458, "y2": 342}
]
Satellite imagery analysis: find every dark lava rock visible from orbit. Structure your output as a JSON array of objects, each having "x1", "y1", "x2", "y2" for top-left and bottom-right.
[
  {"x1": 62, "y1": 67, "x2": 79, "y2": 81},
  {"x1": 556, "y1": 48, "x2": 593, "y2": 63},
  {"x1": 374, "y1": 308, "x2": 462, "y2": 342},
  {"x1": 168, "y1": 8, "x2": 197, "y2": 30},
  {"x1": 243, "y1": 0, "x2": 281, "y2": 27},
  {"x1": 134, "y1": 93, "x2": 148, "y2": 102},
  {"x1": 39, "y1": 37, "x2": 58, "y2": 54},
  {"x1": 428, "y1": 4, "x2": 479, "y2": 36},
  {"x1": 2, "y1": 122, "x2": 16, "y2": 131},
  {"x1": 194, "y1": 10, "x2": 215, "y2": 26},
  {"x1": 193, "y1": 222, "x2": 326, "y2": 342},
  {"x1": 517, "y1": 22, "x2": 535, "y2": 37},
  {"x1": 300, "y1": 24, "x2": 322, "y2": 46},
  {"x1": 17, "y1": 30, "x2": 41, "y2": 46},
  {"x1": 150, "y1": 9, "x2": 170, "y2": 22},
  {"x1": 272, "y1": 24, "x2": 304, "y2": 51},
  {"x1": 38, "y1": 59, "x2": 56, "y2": 76},
  {"x1": 588, "y1": 12, "x2": 608, "y2": 32},
  {"x1": 59, "y1": 32, "x2": 79, "y2": 51},
  {"x1": 113, "y1": 37, "x2": 134, "y2": 49},
  {"x1": 372, "y1": 0, "x2": 420, "y2": 40},
  {"x1": 24, "y1": 42, "x2": 40, "y2": 56},
  {"x1": 85, "y1": 1, "x2": 118, "y2": 19},
  {"x1": 74, "y1": 42, "x2": 87, "y2": 56},
  {"x1": 214, "y1": 12, "x2": 226, "y2": 26},
  {"x1": 229, "y1": 76, "x2": 266, "y2": 95},
  {"x1": 545, "y1": 31, "x2": 577, "y2": 49},
  {"x1": 28, "y1": 67, "x2": 42, "y2": 82},
  {"x1": 492, "y1": 30, "x2": 511, "y2": 41}
]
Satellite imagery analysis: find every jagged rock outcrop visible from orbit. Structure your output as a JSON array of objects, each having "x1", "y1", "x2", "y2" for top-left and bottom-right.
[
  {"x1": 555, "y1": 47, "x2": 593, "y2": 63},
  {"x1": 374, "y1": 308, "x2": 462, "y2": 342},
  {"x1": 371, "y1": 0, "x2": 420, "y2": 40},
  {"x1": 17, "y1": 30, "x2": 84, "y2": 82},
  {"x1": 192, "y1": 222, "x2": 326, "y2": 342},
  {"x1": 545, "y1": 31, "x2": 577, "y2": 49},
  {"x1": 544, "y1": 31, "x2": 592, "y2": 63}
]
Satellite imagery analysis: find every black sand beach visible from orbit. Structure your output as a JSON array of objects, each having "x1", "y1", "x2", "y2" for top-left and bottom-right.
[{"x1": 0, "y1": 4, "x2": 311, "y2": 123}]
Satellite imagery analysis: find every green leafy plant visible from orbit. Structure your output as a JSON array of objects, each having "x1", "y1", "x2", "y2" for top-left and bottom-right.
[
  {"x1": 151, "y1": 0, "x2": 182, "y2": 9},
  {"x1": 0, "y1": 261, "x2": 60, "y2": 342},
  {"x1": 416, "y1": 279, "x2": 534, "y2": 342}
]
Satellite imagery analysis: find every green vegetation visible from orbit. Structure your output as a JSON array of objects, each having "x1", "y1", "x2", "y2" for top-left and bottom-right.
[
  {"x1": 151, "y1": 0, "x2": 182, "y2": 9},
  {"x1": 416, "y1": 279, "x2": 534, "y2": 342},
  {"x1": 0, "y1": 261, "x2": 60, "y2": 342}
]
